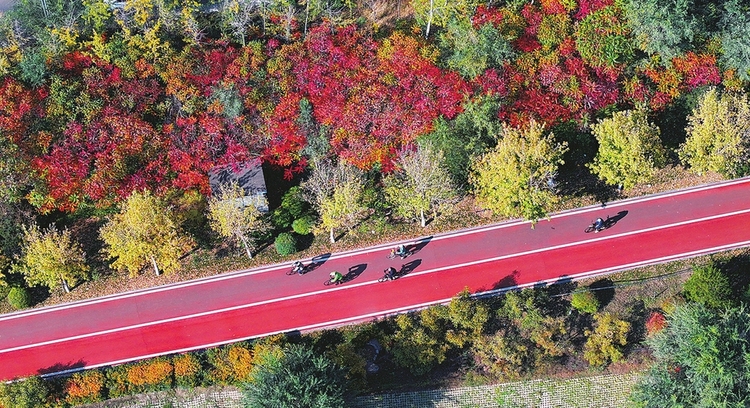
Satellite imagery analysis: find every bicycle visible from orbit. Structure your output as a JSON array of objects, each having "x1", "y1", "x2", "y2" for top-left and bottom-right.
[
  {"x1": 287, "y1": 261, "x2": 306, "y2": 275},
  {"x1": 584, "y1": 217, "x2": 609, "y2": 233},
  {"x1": 324, "y1": 272, "x2": 344, "y2": 286},
  {"x1": 378, "y1": 267, "x2": 398, "y2": 282},
  {"x1": 388, "y1": 246, "x2": 409, "y2": 260}
]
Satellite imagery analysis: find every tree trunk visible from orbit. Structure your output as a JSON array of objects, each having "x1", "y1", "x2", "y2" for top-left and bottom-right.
[
  {"x1": 425, "y1": 0, "x2": 434, "y2": 38},
  {"x1": 329, "y1": 227, "x2": 335, "y2": 243},
  {"x1": 238, "y1": 234, "x2": 253, "y2": 259},
  {"x1": 420, "y1": 208, "x2": 426, "y2": 227},
  {"x1": 61, "y1": 277, "x2": 70, "y2": 293},
  {"x1": 150, "y1": 256, "x2": 160, "y2": 276}
]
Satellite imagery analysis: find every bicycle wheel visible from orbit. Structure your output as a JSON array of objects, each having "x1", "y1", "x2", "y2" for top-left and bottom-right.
[
  {"x1": 324, "y1": 278, "x2": 334, "y2": 286},
  {"x1": 378, "y1": 275, "x2": 390, "y2": 283},
  {"x1": 584, "y1": 225, "x2": 596, "y2": 233},
  {"x1": 387, "y1": 253, "x2": 396, "y2": 259},
  {"x1": 287, "y1": 267, "x2": 298, "y2": 276}
]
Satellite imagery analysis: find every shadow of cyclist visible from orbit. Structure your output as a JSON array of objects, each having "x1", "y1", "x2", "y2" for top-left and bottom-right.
[{"x1": 604, "y1": 210, "x2": 628, "y2": 229}]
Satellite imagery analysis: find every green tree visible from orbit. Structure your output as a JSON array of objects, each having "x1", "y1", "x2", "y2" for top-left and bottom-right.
[
  {"x1": 384, "y1": 142, "x2": 459, "y2": 227},
  {"x1": 571, "y1": 288, "x2": 600, "y2": 314},
  {"x1": 588, "y1": 109, "x2": 666, "y2": 189},
  {"x1": 15, "y1": 224, "x2": 89, "y2": 293},
  {"x1": 623, "y1": 0, "x2": 701, "y2": 62},
  {"x1": 583, "y1": 312, "x2": 631, "y2": 367},
  {"x1": 207, "y1": 182, "x2": 268, "y2": 259},
  {"x1": 411, "y1": 0, "x2": 479, "y2": 38},
  {"x1": 683, "y1": 262, "x2": 734, "y2": 309},
  {"x1": 679, "y1": 87, "x2": 750, "y2": 178},
  {"x1": 390, "y1": 308, "x2": 451, "y2": 376},
  {"x1": 421, "y1": 95, "x2": 502, "y2": 185},
  {"x1": 445, "y1": 291, "x2": 490, "y2": 346},
  {"x1": 574, "y1": 5, "x2": 634, "y2": 68},
  {"x1": 0, "y1": 376, "x2": 49, "y2": 408},
  {"x1": 719, "y1": 0, "x2": 750, "y2": 80},
  {"x1": 438, "y1": 18, "x2": 514, "y2": 79},
  {"x1": 631, "y1": 303, "x2": 750, "y2": 407},
  {"x1": 243, "y1": 343, "x2": 348, "y2": 408},
  {"x1": 469, "y1": 120, "x2": 568, "y2": 223},
  {"x1": 100, "y1": 191, "x2": 190, "y2": 277}
]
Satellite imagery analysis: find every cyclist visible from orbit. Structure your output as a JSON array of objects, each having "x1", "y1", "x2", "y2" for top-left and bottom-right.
[
  {"x1": 384, "y1": 267, "x2": 397, "y2": 281},
  {"x1": 594, "y1": 218, "x2": 604, "y2": 232},
  {"x1": 292, "y1": 261, "x2": 305, "y2": 274},
  {"x1": 395, "y1": 244, "x2": 407, "y2": 258},
  {"x1": 330, "y1": 271, "x2": 344, "y2": 285}
]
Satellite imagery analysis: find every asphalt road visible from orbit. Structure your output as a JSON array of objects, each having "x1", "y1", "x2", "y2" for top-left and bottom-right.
[{"x1": 1, "y1": 177, "x2": 750, "y2": 380}]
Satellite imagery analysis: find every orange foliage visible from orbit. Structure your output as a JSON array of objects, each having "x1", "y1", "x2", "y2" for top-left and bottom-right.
[
  {"x1": 208, "y1": 343, "x2": 254, "y2": 384},
  {"x1": 173, "y1": 353, "x2": 202, "y2": 387},
  {"x1": 126, "y1": 358, "x2": 174, "y2": 390},
  {"x1": 65, "y1": 370, "x2": 105, "y2": 404}
]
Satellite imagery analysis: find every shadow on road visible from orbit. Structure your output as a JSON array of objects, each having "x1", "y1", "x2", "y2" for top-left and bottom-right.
[
  {"x1": 398, "y1": 259, "x2": 422, "y2": 277},
  {"x1": 344, "y1": 263, "x2": 368, "y2": 282},
  {"x1": 604, "y1": 210, "x2": 628, "y2": 229},
  {"x1": 489, "y1": 270, "x2": 519, "y2": 291},
  {"x1": 408, "y1": 236, "x2": 433, "y2": 256},
  {"x1": 38, "y1": 360, "x2": 86, "y2": 376},
  {"x1": 308, "y1": 253, "x2": 332, "y2": 271}
]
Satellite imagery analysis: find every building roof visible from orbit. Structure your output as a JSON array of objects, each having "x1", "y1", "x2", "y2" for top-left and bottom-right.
[{"x1": 208, "y1": 159, "x2": 267, "y2": 197}]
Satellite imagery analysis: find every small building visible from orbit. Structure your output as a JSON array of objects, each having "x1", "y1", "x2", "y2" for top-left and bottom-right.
[{"x1": 208, "y1": 159, "x2": 268, "y2": 213}]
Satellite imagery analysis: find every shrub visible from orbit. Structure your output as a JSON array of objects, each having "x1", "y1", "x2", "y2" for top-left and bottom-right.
[
  {"x1": 173, "y1": 353, "x2": 202, "y2": 388},
  {"x1": 0, "y1": 376, "x2": 49, "y2": 408},
  {"x1": 571, "y1": 289, "x2": 600, "y2": 314},
  {"x1": 126, "y1": 357, "x2": 173, "y2": 393},
  {"x1": 65, "y1": 370, "x2": 105, "y2": 405},
  {"x1": 645, "y1": 311, "x2": 667, "y2": 336},
  {"x1": 206, "y1": 343, "x2": 254, "y2": 385},
  {"x1": 271, "y1": 207, "x2": 293, "y2": 229},
  {"x1": 583, "y1": 312, "x2": 631, "y2": 367},
  {"x1": 281, "y1": 187, "x2": 308, "y2": 219},
  {"x1": 683, "y1": 263, "x2": 733, "y2": 309},
  {"x1": 7, "y1": 286, "x2": 30, "y2": 309},
  {"x1": 274, "y1": 233, "x2": 297, "y2": 256},
  {"x1": 105, "y1": 365, "x2": 130, "y2": 398},
  {"x1": 243, "y1": 343, "x2": 348, "y2": 408},
  {"x1": 292, "y1": 216, "x2": 315, "y2": 235}
]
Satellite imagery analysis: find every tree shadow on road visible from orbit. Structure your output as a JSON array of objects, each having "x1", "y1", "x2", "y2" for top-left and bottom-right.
[{"x1": 38, "y1": 360, "x2": 86, "y2": 376}]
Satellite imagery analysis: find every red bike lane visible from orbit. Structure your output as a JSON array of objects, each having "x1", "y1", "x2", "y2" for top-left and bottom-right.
[{"x1": 1, "y1": 178, "x2": 749, "y2": 380}]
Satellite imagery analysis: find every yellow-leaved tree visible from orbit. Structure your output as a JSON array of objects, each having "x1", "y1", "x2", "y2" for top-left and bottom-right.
[
  {"x1": 470, "y1": 120, "x2": 568, "y2": 223},
  {"x1": 16, "y1": 224, "x2": 89, "y2": 293},
  {"x1": 302, "y1": 159, "x2": 367, "y2": 243},
  {"x1": 679, "y1": 87, "x2": 750, "y2": 178},
  {"x1": 100, "y1": 191, "x2": 191, "y2": 277},
  {"x1": 587, "y1": 109, "x2": 666, "y2": 189},
  {"x1": 384, "y1": 142, "x2": 459, "y2": 227},
  {"x1": 207, "y1": 182, "x2": 268, "y2": 259}
]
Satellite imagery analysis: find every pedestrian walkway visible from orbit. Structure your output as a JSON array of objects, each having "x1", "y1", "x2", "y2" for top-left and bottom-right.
[{"x1": 84, "y1": 372, "x2": 642, "y2": 407}]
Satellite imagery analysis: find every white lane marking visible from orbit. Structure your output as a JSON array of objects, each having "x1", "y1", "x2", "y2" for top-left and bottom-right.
[
  {"x1": 4, "y1": 177, "x2": 750, "y2": 320},
  {"x1": 36, "y1": 236, "x2": 750, "y2": 379},
  {"x1": 4, "y1": 207, "x2": 750, "y2": 354}
]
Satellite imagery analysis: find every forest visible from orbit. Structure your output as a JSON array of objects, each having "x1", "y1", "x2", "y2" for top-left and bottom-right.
[{"x1": 0, "y1": 0, "x2": 750, "y2": 406}]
